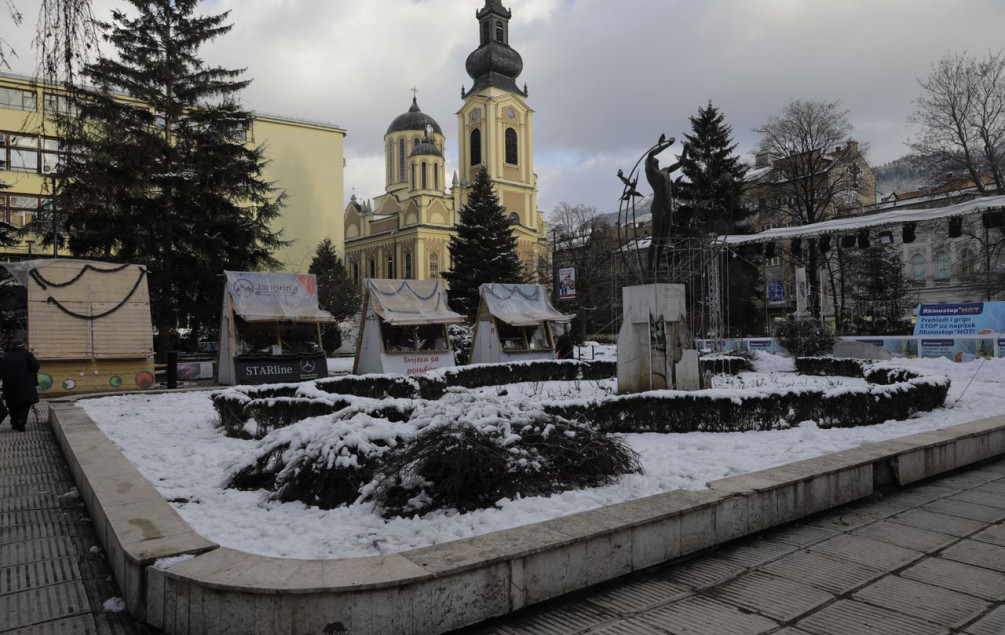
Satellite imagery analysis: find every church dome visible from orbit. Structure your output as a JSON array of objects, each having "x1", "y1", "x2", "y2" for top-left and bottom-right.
[
  {"x1": 386, "y1": 98, "x2": 442, "y2": 136},
  {"x1": 465, "y1": 42, "x2": 523, "y2": 86},
  {"x1": 410, "y1": 138, "x2": 442, "y2": 158}
]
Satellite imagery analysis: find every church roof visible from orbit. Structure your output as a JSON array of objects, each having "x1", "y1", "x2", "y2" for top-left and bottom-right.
[
  {"x1": 386, "y1": 97, "x2": 443, "y2": 136},
  {"x1": 410, "y1": 138, "x2": 443, "y2": 158}
]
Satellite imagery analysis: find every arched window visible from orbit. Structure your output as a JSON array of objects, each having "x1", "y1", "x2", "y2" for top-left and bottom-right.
[
  {"x1": 429, "y1": 253, "x2": 439, "y2": 279},
  {"x1": 481, "y1": 21, "x2": 489, "y2": 45},
  {"x1": 369, "y1": 259, "x2": 376, "y2": 279},
  {"x1": 470, "y1": 129, "x2": 482, "y2": 166},
  {"x1": 414, "y1": 138, "x2": 420, "y2": 150},
  {"x1": 411, "y1": 164, "x2": 416, "y2": 190},
  {"x1": 404, "y1": 252, "x2": 413, "y2": 279},
  {"x1": 495, "y1": 20, "x2": 504, "y2": 43},
  {"x1": 398, "y1": 138, "x2": 406, "y2": 182},
  {"x1": 934, "y1": 251, "x2": 951, "y2": 282},
  {"x1": 421, "y1": 162, "x2": 427, "y2": 190},
  {"x1": 434, "y1": 164, "x2": 439, "y2": 191},
  {"x1": 386, "y1": 256, "x2": 394, "y2": 279},
  {"x1": 353, "y1": 263, "x2": 359, "y2": 286},
  {"x1": 960, "y1": 248, "x2": 975, "y2": 279},
  {"x1": 505, "y1": 128, "x2": 518, "y2": 165},
  {"x1": 387, "y1": 141, "x2": 393, "y2": 184},
  {"x1": 508, "y1": 212, "x2": 519, "y2": 225},
  {"x1": 910, "y1": 254, "x2": 926, "y2": 283}
]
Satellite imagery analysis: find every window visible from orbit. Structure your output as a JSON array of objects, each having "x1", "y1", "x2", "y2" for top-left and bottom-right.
[
  {"x1": 387, "y1": 140, "x2": 393, "y2": 183},
  {"x1": 404, "y1": 252, "x2": 413, "y2": 279},
  {"x1": 369, "y1": 259, "x2": 376, "y2": 279},
  {"x1": 429, "y1": 253, "x2": 439, "y2": 278},
  {"x1": 505, "y1": 128, "x2": 518, "y2": 165},
  {"x1": 934, "y1": 251, "x2": 951, "y2": 282},
  {"x1": 494, "y1": 318, "x2": 553, "y2": 352},
  {"x1": 910, "y1": 254, "x2": 926, "y2": 283},
  {"x1": 398, "y1": 138, "x2": 406, "y2": 182},
  {"x1": 386, "y1": 256, "x2": 395, "y2": 279},
  {"x1": 508, "y1": 212, "x2": 519, "y2": 225},
  {"x1": 8, "y1": 195, "x2": 40, "y2": 228},
  {"x1": 0, "y1": 87, "x2": 37, "y2": 111},
  {"x1": 495, "y1": 20, "x2": 504, "y2": 43},
  {"x1": 414, "y1": 138, "x2": 420, "y2": 150},
  {"x1": 470, "y1": 129, "x2": 482, "y2": 166},
  {"x1": 960, "y1": 248, "x2": 975, "y2": 279},
  {"x1": 43, "y1": 93, "x2": 78, "y2": 117},
  {"x1": 353, "y1": 263, "x2": 360, "y2": 286},
  {"x1": 11, "y1": 135, "x2": 39, "y2": 173},
  {"x1": 381, "y1": 323, "x2": 449, "y2": 352},
  {"x1": 434, "y1": 164, "x2": 439, "y2": 191},
  {"x1": 421, "y1": 162, "x2": 427, "y2": 190},
  {"x1": 481, "y1": 20, "x2": 490, "y2": 45},
  {"x1": 411, "y1": 163, "x2": 416, "y2": 190}
]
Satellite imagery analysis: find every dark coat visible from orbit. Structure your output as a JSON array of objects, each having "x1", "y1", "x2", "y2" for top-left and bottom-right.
[{"x1": 1, "y1": 349, "x2": 41, "y2": 406}]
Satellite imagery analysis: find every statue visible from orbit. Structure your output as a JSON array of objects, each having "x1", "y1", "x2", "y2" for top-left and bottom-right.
[{"x1": 643, "y1": 135, "x2": 689, "y2": 274}]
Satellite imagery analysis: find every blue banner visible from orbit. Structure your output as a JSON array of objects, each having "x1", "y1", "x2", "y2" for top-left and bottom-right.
[
  {"x1": 768, "y1": 280, "x2": 785, "y2": 303},
  {"x1": 913, "y1": 302, "x2": 1005, "y2": 336}
]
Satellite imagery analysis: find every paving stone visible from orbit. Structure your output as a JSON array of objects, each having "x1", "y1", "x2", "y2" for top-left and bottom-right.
[
  {"x1": 889, "y1": 508, "x2": 987, "y2": 537},
  {"x1": 852, "y1": 575, "x2": 990, "y2": 628},
  {"x1": 480, "y1": 601, "x2": 613, "y2": 634},
  {"x1": 952, "y1": 489, "x2": 1005, "y2": 510},
  {"x1": 0, "y1": 580, "x2": 91, "y2": 630},
  {"x1": 965, "y1": 605, "x2": 1005, "y2": 635},
  {"x1": 971, "y1": 523, "x2": 1005, "y2": 548},
  {"x1": 0, "y1": 537, "x2": 79, "y2": 566},
  {"x1": 8, "y1": 613, "x2": 99, "y2": 634},
  {"x1": 709, "y1": 572, "x2": 834, "y2": 622},
  {"x1": 581, "y1": 618, "x2": 665, "y2": 634},
  {"x1": 901, "y1": 557, "x2": 1005, "y2": 601},
  {"x1": 808, "y1": 533, "x2": 924, "y2": 571},
  {"x1": 761, "y1": 550, "x2": 884, "y2": 595},
  {"x1": 655, "y1": 556, "x2": 746, "y2": 590},
  {"x1": 873, "y1": 488, "x2": 952, "y2": 509},
  {"x1": 807, "y1": 506, "x2": 893, "y2": 531},
  {"x1": 941, "y1": 539, "x2": 1005, "y2": 573},
  {"x1": 762, "y1": 524, "x2": 838, "y2": 548},
  {"x1": 851, "y1": 520, "x2": 958, "y2": 553},
  {"x1": 584, "y1": 576, "x2": 690, "y2": 615},
  {"x1": 923, "y1": 499, "x2": 1005, "y2": 523},
  {"x1": 796, "y1": 599, "x2": 949, "y2": 635},
  {"x1": 636, "y1": 596, "x2": 778, "y2": 635},
  {"x1": 0, "y1": 557, "x2": 82, "y2": 594},
  {"x1": 975, "y1": 481, "x2": 1005, "y2": 497},
  {"x1": 712, "y1": 538, "x2": 798, "y2": 569},
  {"x1": 932, "y1": 470, "x2": 1001, "y2": 489}
]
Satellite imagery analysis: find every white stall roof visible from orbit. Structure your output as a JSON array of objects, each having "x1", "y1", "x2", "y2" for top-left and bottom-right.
[
  {"x1": 225, "y1": 271, "x2": 334, "y2": 323},
  {"x1": 480, "y1": 283, "x2": 573, "y2": 327},
  {"x1": 1, "y1": 258, "x2": 143, "y2": 287},
  {"x1": 723, "y1": 195, "x2": 1005, "y2": 246},
  {"x1": 365, "y1": 279, "x2": 464, "y2": 326}
]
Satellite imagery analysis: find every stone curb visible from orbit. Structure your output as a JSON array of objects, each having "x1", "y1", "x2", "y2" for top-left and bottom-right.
[{"x1": 47, "y1": 396, "x2": 1005, "y2": 634}]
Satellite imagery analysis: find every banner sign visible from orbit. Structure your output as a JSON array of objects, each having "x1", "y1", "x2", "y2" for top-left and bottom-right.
[
  {"x1": 913, "y1": 302, "x2": 1005, "y2": 336},
  {"x1": 768, "y1": 280, "x2": 785, "y2": 303},
  {"x1": 381, "y1": 352, "x2": 453, "y2": 376},
  {"x1": 558, "y1": 267, "x2": 576, "y2": 300},
  {"x1": 226, "y1": 271, "x2": 329, "y2": 320},
  {"x1": 999, "y1": 339, "x2": 1005, "y2": 358},
  {"x1": 235, "y1": 354, "x2": 326, "y2": 384},
  {"x1": 919, "y1": 338, "x2": 995, "y2": 361},
  {"x1": 795, "y1": 268, "x2": 808, "y2": 314}
]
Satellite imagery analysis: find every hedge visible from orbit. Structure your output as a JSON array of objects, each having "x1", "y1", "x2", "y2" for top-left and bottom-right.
[{"x1": 699, "y1": 355, "x2": 754, "y2": 376}]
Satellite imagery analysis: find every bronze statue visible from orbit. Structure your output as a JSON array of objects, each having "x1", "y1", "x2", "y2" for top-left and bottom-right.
[{"x1": 643, "y1": 135, "x2": 689, "y2": 273}]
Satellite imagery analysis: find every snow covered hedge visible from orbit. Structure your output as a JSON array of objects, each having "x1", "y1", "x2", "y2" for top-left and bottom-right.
[
  {"x1": 699, "y1": 354, "x2": 754, "y2": 375},
  {"x1": 547, "y1": 362, "x2": 950, "y2": 433}
]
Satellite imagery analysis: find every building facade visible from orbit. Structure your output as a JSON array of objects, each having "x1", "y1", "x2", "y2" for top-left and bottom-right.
[
  {"x1": 0, "y1": 71, "x2": 346, "y2": 269},
  {"x1": 343, "y1": 0, "x2": 548, "y2": 288}
]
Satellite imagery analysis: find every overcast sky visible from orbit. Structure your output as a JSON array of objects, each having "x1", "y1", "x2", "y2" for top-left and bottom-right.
[{"x1": 7, "y1": 0, "x2": 1005, "y2": 218}]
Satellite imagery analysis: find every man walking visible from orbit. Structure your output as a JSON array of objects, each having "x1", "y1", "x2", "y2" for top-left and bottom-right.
[{"x1": 1, "y1": 338, "x2": 40, "y2": 432}]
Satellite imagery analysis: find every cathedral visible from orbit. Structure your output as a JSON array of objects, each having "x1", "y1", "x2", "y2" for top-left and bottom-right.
[{"x1": 343, "y1": 0, "x2": 548, "y2": 287}]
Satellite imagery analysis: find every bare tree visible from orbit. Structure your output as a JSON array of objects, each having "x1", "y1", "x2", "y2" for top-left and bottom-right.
[
  {"x1": 909, "y1": 50, "x2": 1005, "y2": 193},
  {"x1": 0, "y1": 1, "x2": 24, "y2": 70},
  {"x1": 753, "y1": 99, "x2": 863, "y2": 318},
  {"x1": 550, "y1": 203, "x2": 617, "y2": 339}
]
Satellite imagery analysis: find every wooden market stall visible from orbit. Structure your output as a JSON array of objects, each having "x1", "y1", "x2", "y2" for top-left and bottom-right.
[
  {"x1": 470, "y1": 283, "x2": 573, "y2": 364},
  {"x1": 1, "y1": 259, "x2": 155, "y2": 395},
  {"x1": 354, "y1": 279, "x2": 464, "y2": 376},
  {"x1": 217, "y1": 271, "x2": 333, "y2": 385}
]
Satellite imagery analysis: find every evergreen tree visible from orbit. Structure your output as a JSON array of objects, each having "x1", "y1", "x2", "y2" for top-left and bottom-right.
[
  {"x1": 444, "y1": 168, "x2": 524, "y2": 319},
  {"x1": 846, "y1": 246, "x2": 914, "y2": 335},
  {"x1": 308, "y1": 238, "x2": 360, "y2": 352},
  {"x1": 678, "y1": 101, "x2": 748, "y2": 235},
  {"x1": 57, "y1": 0, "x2": 287, "y2": 354}
]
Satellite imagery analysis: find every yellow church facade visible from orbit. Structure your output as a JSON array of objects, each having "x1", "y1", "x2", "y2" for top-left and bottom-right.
[
  {"x1": 343, "y1": 0, "x2": 548, "y2": 288},
  {"x1": 0, "y1": 71, "x2": 346, "y2": 268}
]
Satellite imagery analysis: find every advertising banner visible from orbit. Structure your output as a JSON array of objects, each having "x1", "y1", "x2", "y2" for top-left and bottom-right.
[
  {"x1": 919, "y1": 338, "x2": 995, "y2": 361},
  {"x1": 558, "y1": 267, "x2": 576, "y2": 300},
  {"x1": 225, "y1": 271, "x2": 330, "y2": 321},
  {"x1": 768, "y1": 280, "x2": 785, "y2": 303},
  {"x1": 381, "y1": 352, "x2": 453, "y2": 376},
  {"x1": 913, "y1": 302, "x2": 1005, "y2": 336},
  {"x1": 235, "y1": 354, "x2": 326, "y2": 384}
]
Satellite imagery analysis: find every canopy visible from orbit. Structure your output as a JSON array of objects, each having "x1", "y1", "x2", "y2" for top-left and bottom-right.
[
  {"x1": 723, "y1": 194, "x2": 1005, "y2": 246},
  {"x1": 365, "y1": 279, "x2": 464, "y2": 326},
  {"x1": 225, "y1": 271, "x2": 334, "y2": 323},
  {"x1": 1, "y1": 258, "x2": 142, "y2": 287},
  {"x1": 480, "y1": 283, "x2": 573, "y2": 327}
]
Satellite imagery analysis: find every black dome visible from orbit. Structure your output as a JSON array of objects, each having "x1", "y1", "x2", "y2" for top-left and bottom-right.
[
  {"x1": 410, "y1": 140, "x2": 442, "y2": 158},
  {"x1": 466, "y1": 42, "x2": 523, "y2": 84},
  {"x1": 386, "y1": 98, "x2": 443, "y2": 136}
]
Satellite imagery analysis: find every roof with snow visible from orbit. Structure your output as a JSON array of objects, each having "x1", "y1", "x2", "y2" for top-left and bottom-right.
[
  {"x1": 225, "y1": 271, "x2": 334, "y2": 323},
  {"x1": 365, "y1": 279, "x2": 464, "y2": 326},
  {"x1": 479, "y1": 283, "x2": 573, "y2": 327}
]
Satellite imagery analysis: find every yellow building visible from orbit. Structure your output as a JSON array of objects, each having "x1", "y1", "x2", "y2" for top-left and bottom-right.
[
  {"x1": 0, "y1": 71, "x2": 345, "y2": 268},
  {"x1": 344, "y1": 0, "x2": 548, "y2": 287}
]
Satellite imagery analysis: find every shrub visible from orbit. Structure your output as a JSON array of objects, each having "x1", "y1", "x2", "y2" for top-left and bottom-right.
[
  {"x1": 796, "y1": 357, "x2": 864, "y2": 377},
  {"x1": 448, "y1": 323, "x2": 473, "y2": 365},
  {"x1": 700, "y1": 354, "x2": 754, "y2": 375},
  {"x1": 774, "y1": 318, "x2": 835, "y2": 357},
  {"x1": 314, "y1": 374, "x2": 420, "y2": 400}
]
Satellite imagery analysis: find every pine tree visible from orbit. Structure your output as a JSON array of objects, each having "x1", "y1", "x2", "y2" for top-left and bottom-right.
[
  {"x1": 57, "y1": 0, "x2": 287, "y2": 354},
  {"x1": 444, "y1": 168, "x2": 524, "y2": 319},
  {"x1": 678, "y1": 101, "x2": 748, "y2": 235},
  {"x1": 846, "y1": 246, "x2": 913, "y2": 335},
  {"x1": 308, "y1": 238, "x2": 360, "y2": 352}
]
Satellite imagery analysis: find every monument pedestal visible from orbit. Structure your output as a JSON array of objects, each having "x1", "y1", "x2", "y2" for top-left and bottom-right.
[{"x1": 617, "y1": 283, "x2": 703, "y2": 394}]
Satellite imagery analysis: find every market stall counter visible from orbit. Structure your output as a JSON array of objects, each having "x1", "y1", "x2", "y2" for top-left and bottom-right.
[
  {"x1": 354, "y1": 279, "x2": 464, "y2": 376},
  {"x1": 470, "y1": 283, "x2": 573, "y2": 364},
  {"x1": 217, "y1": 271, "x2": 334, "y2": 385}
]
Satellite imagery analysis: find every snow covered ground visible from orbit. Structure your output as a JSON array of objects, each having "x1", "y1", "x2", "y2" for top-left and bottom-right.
[{"x1": 80, "y1": 353, "x2": 1005, "y2": 560}]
